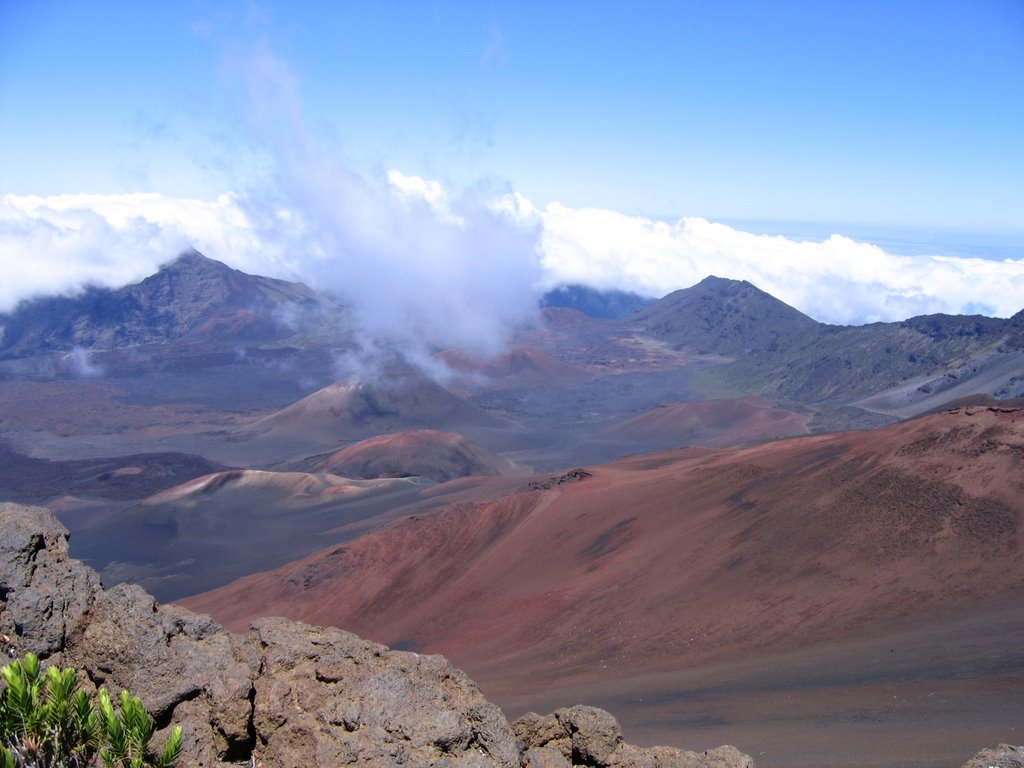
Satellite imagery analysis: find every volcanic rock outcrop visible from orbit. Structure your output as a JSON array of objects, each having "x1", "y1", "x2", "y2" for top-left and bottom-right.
[
  {"x1": 0, "y1": 501, "x2": 752, "y2": 768},
  {"x1": 959, "y1": 744, "x2": 1024, "y2": 768}
]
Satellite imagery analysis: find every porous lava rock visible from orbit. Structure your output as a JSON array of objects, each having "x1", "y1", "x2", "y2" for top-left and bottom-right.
[
  {"x1": 0, "y1": 501, "x2": 99, "y2": 656},
  {"x1": 959, "y1": 744, "x2": 1024, "y2": 768},
  {"x1": 510, "y1": 709, "x2": 754, "y2": 768},
  {"x1": 0, "y1": 502, "x2": 753, "y2": 767},
  {"x1": 247, "y1": 616, "x2": 518, "y2": 767}
]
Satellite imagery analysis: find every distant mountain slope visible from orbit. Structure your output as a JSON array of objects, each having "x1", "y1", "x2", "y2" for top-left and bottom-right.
[
  {"x1": 631, "y1": 276, "x2": 819, "y2": 354},
  {"x1": 540, "y1": 284, "x2": 656, "y2": 319},
  {"x1": 0, "y1": 249, "x2": 344, "y2": 357},
  {"x1": 631, "y1": 276, "x2": 1024, "y2": 410},
  {"x1": 601, "y1": 396, "x2": 808, "y2": 447},
  {"x1": 2, "y1": 249, "x2": 1020, "y2": 473},
  {"x1": 701, "y1": 311, "x2": 1024, "y2": 408},
  {"x1": 439, "y1": 346, "x2": 592, "y2": 391}
]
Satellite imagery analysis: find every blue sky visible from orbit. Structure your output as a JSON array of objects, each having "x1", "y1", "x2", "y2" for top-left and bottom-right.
[
  {"x1": 0, "y1": 1, "x2": 1022, "y2": 339},
  {"x1": 3, "y1": 0, "x2": 1023, "y2": 229}
]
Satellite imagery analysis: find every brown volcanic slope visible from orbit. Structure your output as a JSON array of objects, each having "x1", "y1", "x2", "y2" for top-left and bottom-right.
[
  {"x1": 189, "y1": 404, "x2": 1024, "y2": 668},
  {"x1": 440, "y1": 346, "x2": 592, "y2": 391},
  {"x1": 602, "y1": 396, "x2": 809, "y2": 448},
  {"x1": 226, "y1": 372, "x2": 519, "y2": 465},
  {"x1": 244, "y1": 373, "x2": 509, "y2": 442},
  {"x1": 307, "y1": 429, "x2": 516, "y2": 482},
  {"x1": 185, "y1": 405, "x2": 1024, "y2": 767}
]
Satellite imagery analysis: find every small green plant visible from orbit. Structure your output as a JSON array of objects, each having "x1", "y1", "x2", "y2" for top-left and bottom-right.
[
  {"x1": 96, "y1": 690, "x2": 180, "y2": 768},
  {"x1": 0, "y1": 653, "x2": 181, "y2": 768}
]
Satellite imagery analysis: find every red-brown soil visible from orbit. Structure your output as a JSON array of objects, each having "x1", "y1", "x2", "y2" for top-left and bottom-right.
[
  {"x1": 311, "y1": 429, "x2": 516, "y2": 482},
  {"x1": 242, "y1": 375, "x2": 510, "y2": 446},
  {"x1": 602, "y1": 396, "x2": 809, "y2": 447},
  {"x1": 183, "y1": 405, "x2": 1024, "y2": 767},
  {"x1": 440, "y1": 346, "x2": 592, "y2": 391}
]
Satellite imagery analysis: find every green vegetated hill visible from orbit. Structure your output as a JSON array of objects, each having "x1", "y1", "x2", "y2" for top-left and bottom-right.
[{"x1": 631, "y1": 276, "x2": 1024, "y2": 412}]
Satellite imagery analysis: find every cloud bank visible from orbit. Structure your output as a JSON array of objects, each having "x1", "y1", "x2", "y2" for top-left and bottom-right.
[
  {"x1": 529, "y1": 202, "x2": 1024, "y2": 324},
  {"x1": 0, "y1": 41, "x2": 545, "y2": 369},
  {"x1": 2, "y1": 189, "x2": 1022, "y2": 338},
  {"x1": 2, "y1": 46, "x2": 1021, "y2": 352},
  {"x1": 0, "y1": 192, "x2": 260, "y2": 311},
  {"x1": 212, "y1": 40, "x2": 544, "y2": 364}
]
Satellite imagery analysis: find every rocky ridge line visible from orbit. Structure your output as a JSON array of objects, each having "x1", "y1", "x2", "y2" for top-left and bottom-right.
[{"x1": 0, "y1": 502, "x2": 751, "y2": 768}]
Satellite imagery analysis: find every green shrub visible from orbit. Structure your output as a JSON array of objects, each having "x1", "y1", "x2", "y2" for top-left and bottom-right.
[{"x1": 0, "y1": 653, "x2": 181, "y2": 768}]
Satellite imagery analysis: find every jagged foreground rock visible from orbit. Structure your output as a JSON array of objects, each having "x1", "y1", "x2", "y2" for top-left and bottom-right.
[{"x1": 0, "y1": 502, "x2": 752, "y2": 768}]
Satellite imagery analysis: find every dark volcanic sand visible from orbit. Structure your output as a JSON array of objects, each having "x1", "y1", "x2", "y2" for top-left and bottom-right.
[{"x1": 490, "y1": 605, "x2": 1024, "y2": 768}]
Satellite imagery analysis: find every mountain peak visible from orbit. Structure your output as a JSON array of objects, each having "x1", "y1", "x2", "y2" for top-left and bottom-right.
[
  {"x1": 166, "y1": 246, "x2": 212, "y2": 266},
  {"x1": 694, "y1": 275, "x2": 751, "y2": 288},
  {"x1": 0, "y1": 249, "x2": 340, "y2": 358},
  {"x1": 152, "y1": 248, "x2": 236, "y2": 280},
  {"x1": 690, "y1": 274, "x2": 769, "y2": 295},
  {"x1": 632, "y1": 275, "x2": 819, "y2": 354}
]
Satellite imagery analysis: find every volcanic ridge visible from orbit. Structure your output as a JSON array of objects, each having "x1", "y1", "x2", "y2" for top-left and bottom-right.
[{"x1": 1, "y1": 250, "x2": 1022, "y2": 768}]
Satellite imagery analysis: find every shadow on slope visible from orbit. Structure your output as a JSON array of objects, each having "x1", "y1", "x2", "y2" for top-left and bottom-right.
[{"x1": 56, "y1": 470, "x2": 428, "y2": 600}]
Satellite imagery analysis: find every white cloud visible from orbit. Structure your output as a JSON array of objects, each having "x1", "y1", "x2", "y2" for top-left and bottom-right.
[
  {"x1": 387, "y1": 170, "x2": 465, "y2": 226},
  {"x1": 66, "y1": 346, "x2": 104, "y2": 377},
  {"x1": 209, "y1": 43, "x2": 545, "y2": 362},
  {"x1": 0, "y1": 192, "x2": 251, "y2": 311},
  {"x1": 2, "y1": 190, "x2": 1021, "y2": 335},
  {"x1": 387, "y1": 170, "x2": 446, "y2": 208},
  {"x1": 534, "y1": 204, "x2": 1024, "y2": 324},
  {"x1": 0, "y1": 38, "x2": 547, "y2": 371}
]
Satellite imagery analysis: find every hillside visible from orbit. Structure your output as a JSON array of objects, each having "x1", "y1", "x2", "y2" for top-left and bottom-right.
[
  {"x1": 0, "y1": 502, "x2": 754, "y2": 768},
  {"x1": 183, "y1": 404, "x2": 1024, "y2": 767},
  {"x1": 304, "y1": 429, "x2": 516, "y2": 482},
  {"x1": 600, "y1": 396, "x2": 808, "y2": 448},
  {"x1": 57, "y1": 467, "x2": 436, "y2": 599},
  {"x1": 0, "y1": 249, "x2": 346, "y2": 357},
  {"x1": 707, "y1": 313, "x2": 1024, "y2": 408},
  {"x1": 186, "y1": 404, "x2": 1024, "y2": 670},
  {"x1": 236, "y1": 373, "x2": 519, "y2": 463},
  {"x1": 0, "y1": 443, "x2": 226, "y2": 503},
  {"x1": 631, "y1": 276, "x2": 820, "y2": 354},
  {"x1": 636, "y1": 278, "x2": 1024, "y2": 409}
]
